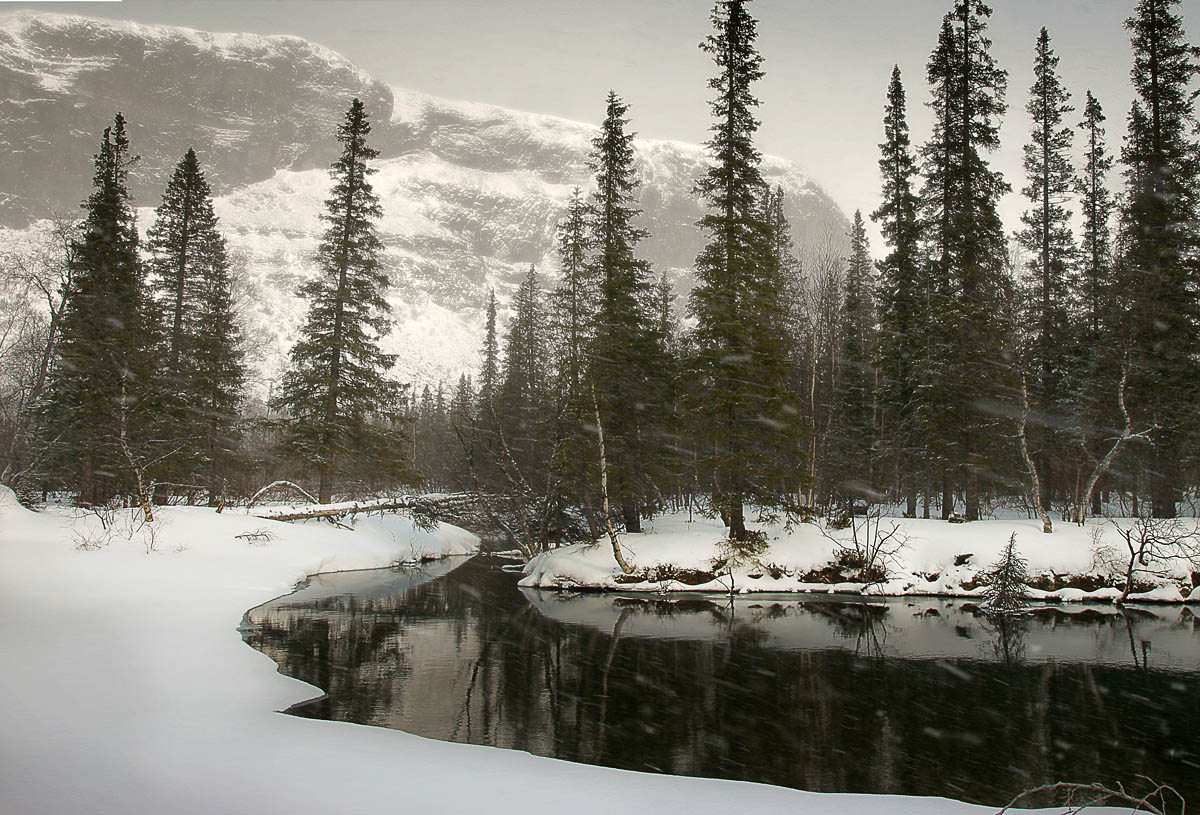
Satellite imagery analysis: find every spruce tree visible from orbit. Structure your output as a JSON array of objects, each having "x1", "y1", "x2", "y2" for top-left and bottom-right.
[
  {"x1": 764, "y1": 185, "x2": 812, "y2": 504},
  {"x1": 446, "y1": 373, "x2": 475, "y2": 491},
  {"x1": 981, "y1": 533, "x2": 1031, "y2": 614},
  {"x1": 550, "y1": 188, "x2": 595, "y2": 398},
  {"x1": 41, "y1": 113, "x2": 160, "y2": 505},
  {"x1": 688, "y1": 0, "x2": 800, "y2": 540},
  {"x1": 919, "y1": 0, "x2": 1012, "y2": 520},
  {"x1": 586, "y1": 91, "x2": 662, "y2": 533},
  {"x1": 1015, "y1": 27, "x2": 1076, "y2": 508},
  {"x1": 1075, "y1": 91, "x2": 1121, "y2": 514},
  {"x1": 272, "y1": 99, "x2": 407, "y2": 503},
  {"x1": 830, "y1": 211, "x2": 877, "y2": 505},
  {"x1": 479, "y1": 288, "x2": 500, "y2": 408},
  {"x1": 1077, "y1": 91, "x2": 1116, "y2": 344},
  {"x1": 872, "y1": 66, "x2": 925, "y2": 516},
  {"x1": 146, "y1": 147, "x2": 246, "y2": 501},
  {"x1": 547, "y1": 188, "x2": 599, "y2": 519},
  {"x1": 1117, "y1": 0, "x2": 1200, "y2": 517},
  {"x1": 498, "y1": 267, "x2": 549, "y2": 477}
]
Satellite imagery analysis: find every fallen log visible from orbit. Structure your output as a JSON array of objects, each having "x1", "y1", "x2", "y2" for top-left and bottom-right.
[{"x1": 249, "y1": 493, "x2": 478, "y2": 525}]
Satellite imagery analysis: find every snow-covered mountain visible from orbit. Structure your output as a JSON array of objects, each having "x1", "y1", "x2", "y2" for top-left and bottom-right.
[
  {"x1": 0, "y1": 12, "x2": 848, "y2": 392},
  {"x1": 0, "y1": 10, "x2": 392, "y2": 222}
]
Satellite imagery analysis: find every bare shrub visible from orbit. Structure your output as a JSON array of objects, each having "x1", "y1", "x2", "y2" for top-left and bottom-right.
[
  {"x1": 820, "y1": 506, "x2": 907, "y2": 586},
  {"x1": 1108, "y1": 516, "x2": 1200, "y2": 602}
]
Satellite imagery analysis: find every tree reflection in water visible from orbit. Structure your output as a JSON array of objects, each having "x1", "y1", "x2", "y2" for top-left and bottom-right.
[{"x1": 242, "y1": 557, "x2": 1200, "y2": 805}]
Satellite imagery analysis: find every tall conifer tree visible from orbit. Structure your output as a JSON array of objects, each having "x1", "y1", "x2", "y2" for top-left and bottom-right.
[
  {"x1": 547, "y1": 188, "x2": 599, "y2": 517},
  {"x1": 586, "y1": 92, "x2": 662, "y2": 532},
  {"x1": 42, "y1": 113, "x2": 159, "y2": 504},
  {"x1": 479, "y1": 289, "x2": 500, "y2": 408},
  {"x1": 1075, "y1": 91, "x2": 1120, "y2": 512},
  {"x1": 872, "y1": 66, "x2": 924, "y2": 516},
  {"x1": 1015, "y1": 27, "x2": 1076, "y2": 506},
  {"x1": 688, "y1": 0, "x2": 799, "y2": 540},
  {"x1": 919, "y1": 0, "x2": 1011, "y2": 520},
  {"x1": 1117, "y1": 0, "x2": 1200, "y2": 517},
  {"x1": 272, "y1": 99, "x2": 407, "y2": 502},
  {"x1": 146, "y1": 147, "x2": 246, "y2": 500},
  {"x1": 498, "y1": 267, "x2": 548, "y2": 477},
  {"x1": 1077, "y1": 92, "x2": 1116, "y2": 343},
  {"x1": 830, "y1": 211, "x2": 877, "y2": 504}
]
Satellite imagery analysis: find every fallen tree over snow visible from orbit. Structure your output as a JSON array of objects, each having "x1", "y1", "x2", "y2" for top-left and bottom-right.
[{"x1": 247, "y1": 492, "x2": 483, "y2": 530}]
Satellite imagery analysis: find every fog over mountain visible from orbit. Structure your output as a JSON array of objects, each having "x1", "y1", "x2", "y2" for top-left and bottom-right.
[{"x1": 0, "y1": 11, "x2": 848, "y2": 391}]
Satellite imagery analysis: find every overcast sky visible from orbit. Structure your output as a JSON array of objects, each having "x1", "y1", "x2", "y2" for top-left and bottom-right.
[{"x1": 8, "y1": 0, "x2": 1170, "y2": 246}]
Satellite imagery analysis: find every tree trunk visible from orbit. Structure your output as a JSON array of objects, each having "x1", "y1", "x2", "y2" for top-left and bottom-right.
[
  {"x1": 318, "y1": 471, "x2": 333, "y2": 505},
  {"x1": 941, "y1": 478, "x2": 952, "y2": 521},
  {"x1": 965, "y1": 471, "x2": 980, "y2": 522},
  {"x1": 728, "y1": 501, "x2": 747, "y2": 541},
  {"x1": 1019, "y1": 373, "x2": 1052, "y2": 532},
  {"x1": 906, "y1": 491, "x2": 917, "y2": 519},
  {"x1": 1152, "y1": 490, "x2": 1177, "y2": 519},
  {"x1": 621, "y1": 500, "x2": 641, "y2": 533},
  {"x1": 591, "y1": 379, "x2": 634, "y2": 574}
]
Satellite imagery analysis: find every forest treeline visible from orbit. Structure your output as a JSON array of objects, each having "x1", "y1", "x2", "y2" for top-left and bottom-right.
[{"x1": 0, "y1": 0, "x2": 1197, "y2": 548}]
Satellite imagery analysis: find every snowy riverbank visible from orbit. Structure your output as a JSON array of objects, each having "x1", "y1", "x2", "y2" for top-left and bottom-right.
[
  {"x1": 1, "y1": 486, "x2": 1022, "y2": 815},
  {"x1": 520, "y1": 512, "x2": 1200, "y2": 603}
]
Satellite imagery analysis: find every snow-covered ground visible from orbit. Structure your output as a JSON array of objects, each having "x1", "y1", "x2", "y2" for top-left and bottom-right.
[
  {"x1": 520, "y1": 511, "x2": 1200, "y2": 603},
  {"x1": 2, "y1": 486, "x2": 1028, "y2": 815}
]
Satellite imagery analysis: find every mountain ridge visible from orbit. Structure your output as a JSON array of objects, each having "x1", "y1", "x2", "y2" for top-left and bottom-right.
[{"x1": 0, "y1": 11, "x2": 849, "y2": 392}]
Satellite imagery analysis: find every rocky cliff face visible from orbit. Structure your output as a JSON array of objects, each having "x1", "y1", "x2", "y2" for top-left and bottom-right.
[
  {"x1": 0, "y1": 11, "x2": 393, "y2": 222},
  {"x1": 1, "y1": 12, "x2": 848, "y2": 390}
]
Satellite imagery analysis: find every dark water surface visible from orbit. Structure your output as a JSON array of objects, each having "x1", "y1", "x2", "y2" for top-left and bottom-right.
[{"x1": 242, "y1": 556, "x2": 1200, "y2": 805}]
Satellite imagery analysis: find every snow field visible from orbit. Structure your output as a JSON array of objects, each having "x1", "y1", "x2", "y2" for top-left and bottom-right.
[
  {"x1": 520, "y1": 511, "x2": 1200, "y2": 603},
  {"x1": 1, "y1": 486, "x2": 1019, "y2": 815}
]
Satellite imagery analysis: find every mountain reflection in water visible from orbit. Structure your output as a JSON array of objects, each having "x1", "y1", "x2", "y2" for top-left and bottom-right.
[{"x1": 242, "y1": 556, "x2": 1200, "y2": 805}]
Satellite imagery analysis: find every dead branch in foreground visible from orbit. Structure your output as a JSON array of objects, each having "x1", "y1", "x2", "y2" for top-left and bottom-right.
[{"x1": 997, "y1": 777, "x2": 1185, "y2": 815}]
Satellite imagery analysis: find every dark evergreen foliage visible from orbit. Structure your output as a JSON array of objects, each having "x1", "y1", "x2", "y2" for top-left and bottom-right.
[
  {"x1": 479, "y1": 288, "x2": 500, "y2": 408},
  {"x1": 40, "y1": 113, "x2": 161, "y2": 504},
  {"x1": 687, "y1": 0, "x2": 801, "y2": 539},
  {"x1": 1015, "y1": 27, "x2": 1078, "y2": 509},
  {"x1": 981, "y1": 533, "x2": 1032, "y2": 614},
  {"x1": 1074, "y1": 91, "x2": 1122, "y2": 514},
  {"x1": 271, "y1": 99, "x2": 411, "y2": 502},
  {"x1": 918, "y1": 0, "x2": 1013, "y2": 520},
  {"x1": 872, "y1": 66, "x2": 925, "y2": 517},
  {"x1": 585, "y1": 91, "x2": 664, "y2": 533},
  {"x1": 546, "y1": 188, "x2": 600, "y2": 518},
  {"x1": 146, "y1": 147, "x2": 246, "y2": 501},
  {"x1": 829, "y1": 211, "x2": 877, "y2": 505},
  {"x1": 1117, "y1": 0, "x2": 1200, "y2": 517}
]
